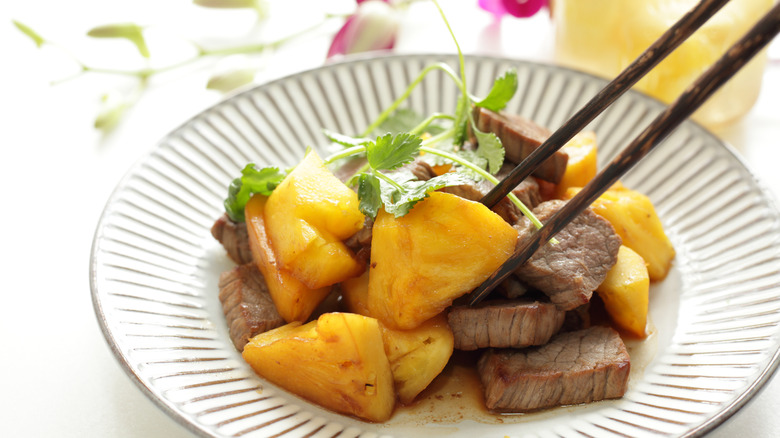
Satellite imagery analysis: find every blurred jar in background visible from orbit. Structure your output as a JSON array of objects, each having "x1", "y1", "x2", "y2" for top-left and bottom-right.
[{"x1": 551, "y1": 0, "x2": 773, "y2": 129}]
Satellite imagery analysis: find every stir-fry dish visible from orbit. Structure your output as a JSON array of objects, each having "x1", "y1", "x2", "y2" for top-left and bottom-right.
[{"x1": 210, "y1": 3, "x2": 675, "y2": 423}]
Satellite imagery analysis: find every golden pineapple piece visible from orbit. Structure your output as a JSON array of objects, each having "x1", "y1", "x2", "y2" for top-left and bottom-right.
[
  {"x1": 340, "y1": 270, "x2": 371, "y2": 316},
  {"x1": 244, "y1": 194, "x2": 331, "y2": 322},
  {"x1": 368, "y1": 191, "x2": 518, "y2": 330},
  {"x1": 242, "y1": 312, "x2": 395, "y2": 422},
  {"x1": 597, "y1": 245, "x2": 649, "y2": 338},
  {"x1": 381, "y1": 314, "x2": 454, "y2": 404},
  {"x1": 565, "y1": 185, "x2": 675, "y2": 281},
  {"x1": 264, "y1": 150, "x2": 365, "y2": 289},
  {"x1": 555, "y1": 131, "x2": 598, "y2": 199}
]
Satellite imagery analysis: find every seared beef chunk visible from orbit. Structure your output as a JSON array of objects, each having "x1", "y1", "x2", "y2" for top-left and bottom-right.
[
  {"x1": 219, "y1": 263, "x2": 285, "y2": 351},
  {"x1": 402, "y1": 158, "x2": 437, "y2": 181},
  {"x1": 442, "y1": 163, "x2": 541, "y2": 223},
  {"x1": 477, "y1": 326, "x2": 630, "y2": 412},
  {"x1": 562, "y1": 303, "x2": 591, "y2": 332},
  {"x1": 473, "y1": 107, "x2": 568, "y2": 183},
  {"x1": 344, "y1": 216, "x2": 374, "y2": 266},
  {"x1": 514, "y1": 200, "x2": 621, "y2": 311},
  {"x1": 448, "y1": 299, "x2": 565, "y2": 351},
  {"x1": 211, "y1": 214, "x2": 253, "y2": 265},
  {"x1": 497, "y1": 274, "x2": 529, "y2": 299}
]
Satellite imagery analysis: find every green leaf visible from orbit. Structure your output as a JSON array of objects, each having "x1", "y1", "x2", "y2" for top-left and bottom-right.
[
  {"x1": 378, "y1": 108, "x2": 426, "y2": 134},
  {"x1": 323, "y1": 129, "x2": 372, "y2": 149},
  {"x1": 476, "y1": 69, "x2": 518, "y2": 112},
  {"x1": 366, "y1": 132, "x2": 422, "y2": 171},
  {"x1": 454, "y1": 149, "x2": 488, "y2": 180},
  {"x1": 357, "y1": 173, "x2": 382, "y2": 218},
  {"x1": 224, "y1": 164, "x2": 286, "y2": 222},
  {"x1": 87, "y1": 23, "x2": 150, "y2": 58},
  {"x1": 381, "y1": 172, "x2": 471, "y2": 217},
  {"x1": 473, "y1": 128, "x2": 504, "y2": 174},
  {"x1": 13, "y1": 20, "x2": 45, "y2": 48}
]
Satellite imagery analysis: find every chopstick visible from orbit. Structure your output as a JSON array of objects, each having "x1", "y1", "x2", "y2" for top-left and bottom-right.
[
  {"x1": 480, "y1": 0, "x2": 731, "y2": 209},
  {"x1": 467, "y1": 2, "x2": 780, "y2": 306}
]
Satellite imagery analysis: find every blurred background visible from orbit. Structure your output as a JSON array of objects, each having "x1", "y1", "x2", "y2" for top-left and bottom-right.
[{"x1": 1, "y1": 1, "x2": 778, "y2": 437}]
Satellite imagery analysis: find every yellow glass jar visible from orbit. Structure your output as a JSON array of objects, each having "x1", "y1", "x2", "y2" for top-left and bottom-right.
[{"x1": 551, "y1": 0, "x2": 772, "y2": 129}]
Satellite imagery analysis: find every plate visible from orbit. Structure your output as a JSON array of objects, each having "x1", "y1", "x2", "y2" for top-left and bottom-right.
[{"x1": 91, "y1": 54, "x2": 780, "y2": 438}]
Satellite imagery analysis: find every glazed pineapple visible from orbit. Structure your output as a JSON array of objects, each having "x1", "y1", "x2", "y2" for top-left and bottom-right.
[
  {"x1": 242, "y1": 312, "x2": 395, "y2": 422},
  {"x1": 244, "y1": 194, "x2": 332, "y2": 322},
  {"x1": 565, "y1": 185, "x2": 675, "y2": 281},
  {"x1": 264, "y1": 150, "x2": 365, "y2": 289},
  {"x1": 597, "y1": 245, "x2": 650, "y2": 338},
  {"x1": 368, "y1": 191, "x2": 518, "y2": 330},
  {"x1": 381, "y1": 314, "x2": 454, "y2": 404}
]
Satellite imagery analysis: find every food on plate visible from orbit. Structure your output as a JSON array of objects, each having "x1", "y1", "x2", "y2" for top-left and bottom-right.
[
  {"x1": 472, "y1": 107, "x2": 568, "y2": 183},
  {"x1": 380, "y1": 314, "x2": 455, "y2": 404},
  {"x1": 210, "y1": 1, "x2": 674, "y2": 422},
  {"x1": 218, "y1": 263, "x2": 285, "y2": 351},
  {"x1": 263, "y1": 150, "x2": 366, "y2": 289},
  {"x1": 478, "y1": 325, "x2": 630, "y2": 412},
  {"x1": 596, "y1": 245, "x2": 650, "y2": 338},
  {"x1": 555, "y1": 131, "x2": 598, "y2": 198},
  {"x1": 447, "y1": 299, "x2": 566, "y2": 350},
  {"x1": 244, "y1": 194, "x2": 332, "y2": 323},
  {"x1": 564, "y1": 184, "x2": 676, "y2": 281},
  {"x1": 242, "y1": 312, "x2": 395, "y2": 422},
  {"x1": 513, "y1": 199, "x2": 623, "y2": 310},
  {"x1": 367, "y1": 191, "x2": 518, "y2": 330}
]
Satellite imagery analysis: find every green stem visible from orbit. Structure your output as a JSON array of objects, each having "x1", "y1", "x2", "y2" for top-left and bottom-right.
[
  {"x1": 323, "y1": 145, "x2": 365, "y2": 164},
  {"x1": 360, "y1": 62, "x2": 463, "y2": 137},
  {"x1": 419, "y1": 145, "x2": 547, "y2": 233},
  {"x1": 374, "y1": 170, "x2": 405, "y2": 192},
  {"x1": 56, "y1": 19, "x2": 329, "y2": 81},
  {"x1": 409, "y1": 113, "x2": 454, "y2": 136}
]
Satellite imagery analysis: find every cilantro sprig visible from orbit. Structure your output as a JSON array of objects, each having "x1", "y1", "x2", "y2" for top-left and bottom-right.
[
  {"x1": 224, "y1": 164, "x2": 286, "y2": 222},
  {"x1": 221, "y1": 0, "x2": 547, "y2": 232}
]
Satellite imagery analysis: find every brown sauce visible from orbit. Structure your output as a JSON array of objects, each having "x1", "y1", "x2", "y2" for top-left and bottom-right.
[{"x1": 382, "y1": 320, "x2": 659, "y2": 428}]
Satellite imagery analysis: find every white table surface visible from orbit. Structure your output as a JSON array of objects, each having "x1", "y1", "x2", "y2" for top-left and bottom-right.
[{"x1": 2, "y1": 1, "x2": 778, "y2": 437}]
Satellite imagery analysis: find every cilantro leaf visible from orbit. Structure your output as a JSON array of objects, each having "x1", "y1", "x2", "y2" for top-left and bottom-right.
[
  {"x1": 476, "y1": 69, "x2": 518, "y2": 112},
  {"x1": 381, "y1": 172, "x2": 472, "y2": 217},
  {"x1": 473, "y1": 128, "x2": 505, "y2": 174},
  {"x1": 224, "y1": 164, "x2": 286, "y2": 222},
  {"x1": 357, "y1": 173, "x2": 382, "y2": 218},
  {"x1": 366, "y1": 132, "x2": 422, "y2": 171},
  {"x1": 454, "y1": 149, "x2": 488, "y2": 180},
  {"x1": 378, "y1": 108, "x2": 424, "y2": 134},
  {"x1": 379, "y1": 108, "x2": 447, "y2": 136},
  {"x1": 323, "y1": 129, "x2": 372, "y2": 148}
]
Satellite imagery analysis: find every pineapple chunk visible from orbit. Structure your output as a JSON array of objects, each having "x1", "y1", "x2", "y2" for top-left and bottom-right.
[
  {"x1": 597, "y1": 245, "x2": 649, "y2": 338},
  {"x1": 242, "y1": 313, "x2": 395, "y2": 422},
  {"x1": 555, "y1": 131, "x2": 598, "y2": 199},
  {"x1": 340, "y1": 270, "x2": 371, "y2": 316},
  {"x1": 245, "y1": 194, "x2": 331, "y2": 322},
  {"x1": 381, "y1": 314, "x2": 454, "y2": 404},
  {"x1": 565, "y1": 185, "x2": 675, "y2": 281},
  {"x1": 264, "y1": 150, "x2": 365, "y2": 289},
  {"x1": 368, "y1": 191, "x2": 518, "y2": 330}
]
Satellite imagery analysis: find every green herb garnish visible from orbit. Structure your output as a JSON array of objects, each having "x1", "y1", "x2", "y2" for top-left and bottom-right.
[
  {"x1": 224, "y1": 164, "x2": 286, "y2": 222},
  {"x1": 222, "y1": 0, "x2": 546, "y2": 233}
]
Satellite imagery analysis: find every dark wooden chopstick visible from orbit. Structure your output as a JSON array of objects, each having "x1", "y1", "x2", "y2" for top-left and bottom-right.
[
  {"x1": 468, "y1": 2, "x2": 780, "y2": 306},
  {"x1": 480, "y1": 0, "x2": 731, "y2": 209}
]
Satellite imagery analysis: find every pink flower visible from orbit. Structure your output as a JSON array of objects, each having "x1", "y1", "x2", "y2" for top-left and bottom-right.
[
  {"x1": 478, "y1": 0, "x2": 547, "y2": 18},
  {"x1": 327, "y1": 0, "x2": 399, "y2": 59}
]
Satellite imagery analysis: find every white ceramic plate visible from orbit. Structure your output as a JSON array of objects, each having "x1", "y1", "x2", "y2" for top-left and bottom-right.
[{"x1": 91, "y1": 54, "x2": 780, "y2": 438}]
